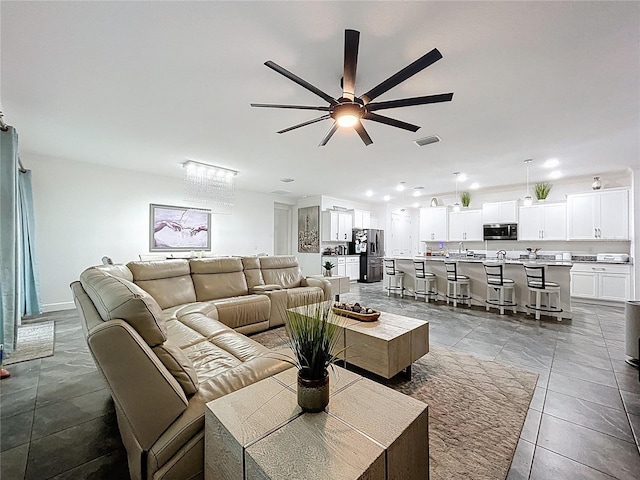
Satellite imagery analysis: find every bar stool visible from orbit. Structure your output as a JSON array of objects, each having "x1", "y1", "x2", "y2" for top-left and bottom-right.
[
  {"x1": 445, "y1": 261, "x2": 471, "y2": 307},
  {"x1": 484, "y1": 263, "x2": 517, "y2": 315},
  {"x1": 413, "y1": 260, "x2": 438, "y2": 303},
  {"x1": 384, "y1": 259, "x2": 405, "y2": 297},
  {"x1": 523, "y1": 265, "x2": 563, "y2": 321}
]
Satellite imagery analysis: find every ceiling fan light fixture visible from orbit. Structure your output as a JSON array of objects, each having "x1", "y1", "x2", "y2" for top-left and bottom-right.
[{"x1": 336, "y1": 113, "x2": 359, "y2": 128}]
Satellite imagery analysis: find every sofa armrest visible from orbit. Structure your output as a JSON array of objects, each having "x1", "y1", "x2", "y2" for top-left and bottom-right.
[
  {"x1": 249, "y1": 284, "x2": 283, "y2": 293},
  {"x1": 302, "y1": 277, "x2": 332, "y2": 301},
  {"x1": 87, "y1": 320, "x2": 188, "y2": 450}
]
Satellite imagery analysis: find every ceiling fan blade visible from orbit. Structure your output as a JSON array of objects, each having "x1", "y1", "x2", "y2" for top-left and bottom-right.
[
  {"x1": 363, "y1": 112, "x2": 421, "y2": 132},
  {"x1": 277, "y1": 114, "x2": 331, "y2": 134},
  {"x1": 360, "y1": 48, "x2": 443, "y2": 104},
  {"x1": 319, "y1": 122, "x2": 338, "y2": 146},
  {"x1": 343, "y1": 29, "x2": 360, "y2": 101},
  {"x1": 264, "y1": 61, "x2": 338, "y2": 106},
  {"x1": 366, "y1": 93, "x2": 454, "y2": 111},
  {"x1": 354, "y1": 121, "x2": 373, "y2": 146},
  {"x1": 251, "y1": 103, "x2": 331, "y2": 111}
]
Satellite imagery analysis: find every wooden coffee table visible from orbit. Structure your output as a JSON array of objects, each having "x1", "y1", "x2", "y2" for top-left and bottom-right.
[{"x1": 205, "y1": 365, "x2": 429, "y2": 480}]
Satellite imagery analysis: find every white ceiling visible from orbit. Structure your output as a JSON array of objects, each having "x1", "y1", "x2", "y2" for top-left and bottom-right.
[{"x1": 2, "y1": 1, "x2": 639, "y2": 204}]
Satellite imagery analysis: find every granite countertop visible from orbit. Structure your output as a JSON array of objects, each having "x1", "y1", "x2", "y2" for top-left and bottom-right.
[{"x1": 386, "y1": 256, "x2": 574, "y2": 267}]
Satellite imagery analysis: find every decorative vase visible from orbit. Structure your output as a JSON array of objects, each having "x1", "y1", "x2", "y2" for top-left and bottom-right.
[
  {"x1": 592, "y1": 176, "x2": 602, "y2": 190},
  {"x1": 297, "y1": 370, "x2": 329, "y2": 412},
  {"x1": 324, "y1": 269, "x2": 332, "y2": 277},
  {"x1": 528, "y1": 252, "x2": 537, "y2": 260}
]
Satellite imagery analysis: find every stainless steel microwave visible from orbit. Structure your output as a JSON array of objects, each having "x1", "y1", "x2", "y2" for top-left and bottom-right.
[{"x1": 483, "y1": 223, "x2": 518, "y2": 241}]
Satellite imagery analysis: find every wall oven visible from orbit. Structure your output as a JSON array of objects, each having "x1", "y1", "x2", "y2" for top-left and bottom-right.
[{"x1": 483, "y1": 223, "x2": 518, "y2": 241}]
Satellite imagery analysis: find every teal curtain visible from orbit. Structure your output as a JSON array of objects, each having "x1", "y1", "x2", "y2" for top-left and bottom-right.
[
  {"x1": 0, "y1": 127, "x2": 19, "y2": 355},
  {"x1": 19, "y1": 170, "x2": 41, "y2": 316}
]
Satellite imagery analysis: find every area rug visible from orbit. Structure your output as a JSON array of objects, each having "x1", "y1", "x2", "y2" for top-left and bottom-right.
[
  {"x1": 251, "y1": 327, "x2": 538, "y2": 480},
  {"x1": 4, "y1": 321, "x2": 55, "y2": 365}
]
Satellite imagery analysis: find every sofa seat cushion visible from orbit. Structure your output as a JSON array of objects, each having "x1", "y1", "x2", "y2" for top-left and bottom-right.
[
  {"x1": 161, "y1": 302, "x2": 215, "y2": 322},
  {"x1": 286, "y1": 286, "x2": 325, "y2": 308},
  {"x1": 128, "y1": 260, "x2": 197, "y2": 309},
  {"x1": 183, "y1": 341, "x2": 243, "y2": 383},
  {"x1": 211, "y1": 295, "x2": 271, "y2": 329},
  {"x1": 79, "y1": 267, "x2": 167, "y2": 347}
]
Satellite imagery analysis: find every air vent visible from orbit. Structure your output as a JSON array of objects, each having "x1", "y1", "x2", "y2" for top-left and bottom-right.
[
  {"x1": 270, "y1": 190, "x2": 291, "y2": 195},
  {"x1": 414, "y1": 135, "x2": 441, "y2": 147},
  {"x1": 280, "y1": 178, "x2": 295, "y2": 183}
]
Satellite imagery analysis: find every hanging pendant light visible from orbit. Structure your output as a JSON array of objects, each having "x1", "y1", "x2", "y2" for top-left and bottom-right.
[
  {"x1": 453, "y1": 172, "x2": 461, "y2": 212},
  {"x1": 523, "y1": 159, "x2": 533, "y2": 207}
]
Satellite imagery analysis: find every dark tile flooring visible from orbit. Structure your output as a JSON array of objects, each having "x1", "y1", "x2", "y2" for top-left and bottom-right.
[{"x1": 1, "y1": 283, "x2": 639, "y2": 479}]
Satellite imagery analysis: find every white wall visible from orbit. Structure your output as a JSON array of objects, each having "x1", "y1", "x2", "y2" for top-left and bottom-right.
[{"x1": 26, "y1": 154, "x2": 283, "y2": 311}]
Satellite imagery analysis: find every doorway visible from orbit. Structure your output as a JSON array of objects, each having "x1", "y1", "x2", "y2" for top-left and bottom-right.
[{"x1": 274, "y1": 203, "x2": 293, "y2": 255}]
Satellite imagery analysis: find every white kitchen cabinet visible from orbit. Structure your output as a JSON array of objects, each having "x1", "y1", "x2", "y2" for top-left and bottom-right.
[
  {"x1": 448, "y1": 210, "x2": 483, "y2": 242},
  {"x1": 345, "y1": 256, "x2": 360, "y2": 281},
  {"x1": 353, "y1": 209, "x2": 371, "y2": 229},
  {"x1": 570, "y1": 263, "x2": 631, "y2": 301},
  {"x1": 567, "y1": 189, "x2": 629, "y2": 240},
  {"x1": 322, "y1": 211, "x2": 353, "y2": 242},
  {"x1": 482, "y1": 200, "x2": 518, "y2": 224},
  {"x1": 518, "y1": 203, "x2": 566, "y2": 240},
  {"x1": 419, "y1": 207, "x2": 448, "y2": 241},
  {"x1": 337, "y1": 256, "x2": 346, "y2": 277}
]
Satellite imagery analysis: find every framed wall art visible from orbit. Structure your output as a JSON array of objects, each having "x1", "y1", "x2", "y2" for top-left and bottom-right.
[
  {"x1": 149, "y1": 204, "x2": 211, "y2": 251},
  {"x1": 297, "y1": 206, "x2": 319, "y2": 253}
]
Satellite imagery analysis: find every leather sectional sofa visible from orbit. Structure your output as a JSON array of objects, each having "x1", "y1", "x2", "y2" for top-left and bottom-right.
[{"x1": 70, "y1": 256, "x2": 330, "y2": 480}]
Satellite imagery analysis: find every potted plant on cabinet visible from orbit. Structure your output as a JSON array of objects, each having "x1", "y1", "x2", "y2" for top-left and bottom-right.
[
  {"x1": 323, "y1": 261, "x2": 335, "y2": 277},
  {"x1": 534, "y1": 182, "x2": 552, "y2": 201},
  {"x1": 461, "y1": 191, "x2": 471, "y2": 208},
  {"x1": 282, "y1": 302, "x2": 344, "y2": 412}
]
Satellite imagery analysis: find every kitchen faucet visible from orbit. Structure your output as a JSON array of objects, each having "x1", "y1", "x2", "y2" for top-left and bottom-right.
[{"x1": 458, "y1": 242, "x2": 465, "y2": 254}]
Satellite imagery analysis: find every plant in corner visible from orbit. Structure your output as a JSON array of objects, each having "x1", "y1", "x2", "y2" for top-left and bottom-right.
[
  {"x1": 534, "y1": 182, "x2": 552, "y2": 201},
  {"x1": 283, "y1": 302, "x2": 344, "y2": 412},
  {"x1": 460, "y1": 191, "x2": 471, "y2": 208},
  {"x1": 323, "y1": 261, "x2": 335, "y2": 277}
]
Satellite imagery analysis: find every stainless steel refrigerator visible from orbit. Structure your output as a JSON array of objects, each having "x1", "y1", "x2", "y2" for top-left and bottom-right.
[{"x1": 349, "y1": 229, "x2": 385, "y2": 282}]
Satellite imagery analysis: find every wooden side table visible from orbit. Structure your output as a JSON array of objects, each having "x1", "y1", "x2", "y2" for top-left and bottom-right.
[
  {"x1": 309, "y1": 274, "x2": 350, "y2": 300},
  {"x1": 205, "y1": 366, "x2": 429, "y2": 479}
]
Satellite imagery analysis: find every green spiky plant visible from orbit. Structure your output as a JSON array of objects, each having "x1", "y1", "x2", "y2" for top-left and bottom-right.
[
  {"x1": 460, "y1": 191, "x2": 471, "y2": 208},
  {"x1": 534, "y1": 182, "x2": 552, "y2": 201},
  {"x1": 283, "y1": 302, "x2": 344, "y2": 380}
]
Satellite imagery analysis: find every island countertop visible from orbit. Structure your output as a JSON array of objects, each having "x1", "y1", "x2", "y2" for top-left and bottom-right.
[{"x1": 383, "y1": 256, "x2": 572, "y2": 319}]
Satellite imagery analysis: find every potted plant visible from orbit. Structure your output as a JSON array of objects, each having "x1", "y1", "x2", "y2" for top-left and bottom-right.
[
  {"x1": 323, "y1": 261, "x2": 335, "y2": 277},
  {"x1": 534, "y1": 182, "x2": 552, "y2": 201},
  {"x1": 460, "y1": 191, "x2": 471, "y2": 208},
  {"x1": 283, "y1": 302, "x2": 344, "y2": 412}
]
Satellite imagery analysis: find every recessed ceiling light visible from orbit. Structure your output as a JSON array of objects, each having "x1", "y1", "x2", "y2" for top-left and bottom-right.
[
  {"x1": 396, "y1": 182, "x2": 406, "y2": 192},
  {"x1": 414, "y1": 135, "x2": 441, "y2": 147},
  {"x1": 469, "y1": 182, "x2": 480, "y2": 190},
  {"x1": 457, "y1": 174, "x2": 467, "y2": 183},
  {"x1": 549, "y1": 170, "x2": 562, "y2": 180},
  {"x1": 543, "y1": 158, "x2": 559, "y2": 168},
  {"x1": 270, "y1": 190, "x2": 291, "y2": 195},
  {"x1": 412, "y1": 190, "x2": 422, "y2": 197},
  {"x1": 383, "y1": 195, "x2": 391, "y2": 201},
  {"x1": 280, "y1": 178, "x2": 295, "y2": 183},
  {"x1": 365, "y1": 190, "x2": 374, "y2": 197},
  {"x1": 412, "y1": 202, "x2": 420, "y2": 208}
]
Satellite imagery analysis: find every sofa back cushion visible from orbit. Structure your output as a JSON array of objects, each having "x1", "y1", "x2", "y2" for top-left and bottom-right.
[
  {"x1": 241, "y1": 257, "x2": 265, "y2": 289},
  {"x1": 259, "y1": 256, "x2": 304, "y2": 288},
  {"x1": 127, "y1": 260, "x2": 196, "y2": 310},
  {"x1": 152, "y1": 340, "x2": 199, "y2": 396},
  {"x1": 79, "y1": 267, "x2": 167, "y2": 347},
  {"x1": 190, "y1": 258, "x2": 249, "y2": 301}
]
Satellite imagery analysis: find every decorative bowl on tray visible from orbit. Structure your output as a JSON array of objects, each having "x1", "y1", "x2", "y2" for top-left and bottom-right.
[{"x1": 332, "y1": 302, "x2": 381, "y2": 322}]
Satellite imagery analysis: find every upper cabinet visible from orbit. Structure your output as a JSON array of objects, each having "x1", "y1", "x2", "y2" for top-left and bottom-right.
[
  {"x1": 482, "y1": 200, "x2": 518, "y2": 224},
  {"x1": 322, "y1": 211, "x2": 353, "y2": 242},
  {"x1": 567, "y1": 189, "x2": 629, "y2": 240},
  {"x1": 448, "y1": 209, "x2": 483, "y2": 242},
  {"x1": 419, "y1": 207, "x2": 448, "y2": 242},
  {"x1": 518, "y1": 203, "x2": 566, "y2": 241},
  {"x1": 352, "y1": 209, "x2": 371, "y2": 229}
]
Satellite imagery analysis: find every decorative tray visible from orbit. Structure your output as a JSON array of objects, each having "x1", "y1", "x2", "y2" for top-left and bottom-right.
[{"x1": 331, "y1": 305, "x2": 381, "y2": 322}]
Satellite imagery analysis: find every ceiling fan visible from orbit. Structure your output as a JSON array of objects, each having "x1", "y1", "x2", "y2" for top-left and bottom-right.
[{"x1": 251, "y1": 29, "x2": 454, "y2": 146}]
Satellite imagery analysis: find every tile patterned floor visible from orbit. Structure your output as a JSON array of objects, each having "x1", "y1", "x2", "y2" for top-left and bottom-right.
[{"x1": 1, "y1": 284, "x2": 639, "y2": 479}]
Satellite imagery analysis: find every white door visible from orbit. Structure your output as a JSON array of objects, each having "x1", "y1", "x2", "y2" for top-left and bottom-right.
[
  {"x1": 568, "y1": 193, "x2": 596, "y2": 239},
  {"x1": 274, "y1": 203, "x2": 292, "y2": 255},
  {"x1": 448, "y1": 211, "x2": 465, "y2": 241},
  {"x1": 570, "y1": 271, "x2": 598, "y2": 298},
  {"x1": 599, "y1": 273, "x2": 630, "y2": 301},
  {"x1": 464, "y1": 210, "x2": 483, "y2": 241},
  {"x1": 599, "y1": 190, "x2": 629, "y2": 239},
  {"x1": 390, "y1": 213, "x2": 412, "y2": 255}
]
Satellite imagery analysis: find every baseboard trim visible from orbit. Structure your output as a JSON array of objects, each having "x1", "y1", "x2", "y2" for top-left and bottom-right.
[{"x1": 41, "y1": 301, "x2": 75, "y2": 312}]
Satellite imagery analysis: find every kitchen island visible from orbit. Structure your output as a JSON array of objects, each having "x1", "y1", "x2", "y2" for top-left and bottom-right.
[{"x1": 384, "y1": 256, "x2": 573, "y2": 319}]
